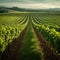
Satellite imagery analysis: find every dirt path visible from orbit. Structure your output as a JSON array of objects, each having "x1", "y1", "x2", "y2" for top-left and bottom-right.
[
  {"x1": 32, "y1": 25, "x2": 60, "y2": 60},
  {"x1": 1, "y1": 24, "x2": 28, "y2": 60}
]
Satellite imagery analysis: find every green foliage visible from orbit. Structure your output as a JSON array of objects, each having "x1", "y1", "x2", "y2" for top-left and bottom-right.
[
  {"x1": 35, "y1": 24, "x2": 60, "y2": 54},
  {"x1": 19, "y1": 24, "x2": 43, "y2": 60},
  {"x1": 32, "y1": 13, "x2": 60, "y2": 54},
  {"x1": 0, "y1": 26, "x2": 19, "y2": 52},
  {"x1": 0, "y1": 13, "x2": 28, "y2": 54}
]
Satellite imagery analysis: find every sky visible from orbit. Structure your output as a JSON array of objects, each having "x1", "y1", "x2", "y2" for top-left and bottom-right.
[{"x1": 0, "y1": 0, "x2": 60, "y2": 9}]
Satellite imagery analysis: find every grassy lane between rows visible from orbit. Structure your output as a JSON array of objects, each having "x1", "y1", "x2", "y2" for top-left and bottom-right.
[{"x1": 18, "y1": 21, "x2": 44, "y2": 60}]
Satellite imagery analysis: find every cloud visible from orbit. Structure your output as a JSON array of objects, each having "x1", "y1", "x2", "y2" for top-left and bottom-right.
[
  {"x1": 0, "y1": 0, "x2": 60, "y2": 9},
  {"x1": 0, "y1": 2, "x2": 60, "y2": 9},
  {"x1": 0, "y1": 0, "x2": 60, "y2": 3}
]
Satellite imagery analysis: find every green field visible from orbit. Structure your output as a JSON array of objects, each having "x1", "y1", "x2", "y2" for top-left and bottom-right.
[{"x1": 0, "y1": 12, "x2": 60, "y2": 60}]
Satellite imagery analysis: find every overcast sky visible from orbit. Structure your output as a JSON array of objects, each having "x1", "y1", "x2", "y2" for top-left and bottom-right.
[{"x1": 0, "y1": 0, "x2": 60, "y2": 9}]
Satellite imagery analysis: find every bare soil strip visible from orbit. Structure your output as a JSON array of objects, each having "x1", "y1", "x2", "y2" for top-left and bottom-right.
[
  {"x1": 1, "y1": 24, "x2": 28, "y2": 60},
  {"x1": 33, "y1": 26, "x2": 60, "y2": 60}
]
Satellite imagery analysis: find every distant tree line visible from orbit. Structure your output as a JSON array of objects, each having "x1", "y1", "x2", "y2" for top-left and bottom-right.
[{"x1": 0, "y1": 10, "x2": 8, "y2": 13}]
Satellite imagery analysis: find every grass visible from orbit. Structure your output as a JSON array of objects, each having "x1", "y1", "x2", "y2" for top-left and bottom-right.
[{"x1": 18, "y1": 23, "x2": 43, "y2": 60}]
